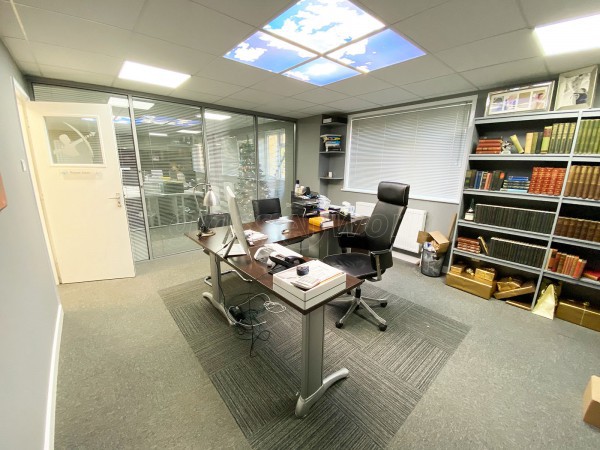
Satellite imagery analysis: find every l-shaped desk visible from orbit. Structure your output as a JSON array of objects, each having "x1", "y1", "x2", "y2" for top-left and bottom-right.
[{"x1": 186, "y1": 215, "x2": 363, "y2": 417}]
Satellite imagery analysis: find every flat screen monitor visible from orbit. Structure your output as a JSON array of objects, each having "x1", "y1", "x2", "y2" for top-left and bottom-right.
[{"x1": 221, "y1": 186, "x2": 251, "y2": 258}]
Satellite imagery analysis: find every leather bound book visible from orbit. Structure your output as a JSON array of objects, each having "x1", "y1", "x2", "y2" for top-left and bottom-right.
[
  {"x1": 573, "y1": 259, "x2": 587, "y2": 279},
  {"x1": 575, "y1": 166, "x2": 589, "y2": 198},
  {"x1": 594, "y1": 224, "x2": 600, "y2": 243},
  {"x1": 566, "y1": 218, "x2": 577, "y2": 238},
  {"x1": 574, "y1": 219, "x2": 584, "y2": 240},
  {"x1": 581, "y1": 165, "x2": 594, "y2": 198},
  {"x1": 586, "y1": 222, "x2": 598, "y2": 241},
  {"x1": 587, "y1": 166, "x2": 600, "y2": 199},
  {"x1": 593, "y1": 174, "x2": 600, "y2": 200},
  {"x1": 564, "y1": 165, "x2": 578, "y2": 196},
  {"x1": 546, "y1": 248, "x2": 558, "y2": 270},
  {"x1": 555, "y1": 217, "x2": 567, "y2": 236},
  {"x1": 556, "y1": 253, "x2": 567, "y2": 273},
  {"x1": 580, "y1": 220, "x2": 591, "y2": 241}
]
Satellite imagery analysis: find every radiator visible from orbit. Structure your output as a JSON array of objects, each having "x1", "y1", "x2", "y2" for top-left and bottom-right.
[
  {"x1": 393, "y1": 208, "x2": 427, "y2": 253},
  {"x1": 354, "y1": 202, "x2": 427, "y2": 253}
]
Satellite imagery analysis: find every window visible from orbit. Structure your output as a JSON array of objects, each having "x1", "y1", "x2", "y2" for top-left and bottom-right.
[{"x1": 345, "y1": 99, "x2": 474, "y2": 203}]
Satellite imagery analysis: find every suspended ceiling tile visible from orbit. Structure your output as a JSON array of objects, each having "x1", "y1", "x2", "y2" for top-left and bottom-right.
[
  {"x1": 180, "y1": 76, "x2": 245, "y2": 97},
  {"x1": 171, "y1": 89, "x2": 223, "y2": 105},
  {"x1": 30, "y1": 42, "x2": 122, "y2": 76},
  {"x1": 39, "y1": 64, "x2": 115, "y2": 86},
  {"x1": 134, "y1": 0, "x2": 253, "y2": 57},
  {"x1": 520, "y1": 0, "x2": 600, "y2": 27},
  {"x1": 123, "y1": 34, "x2": 217, "y2": 76},
  {"x1": 402, "y1": 73, "x2": 475, "y2": 98},
  {"x1": 327, "y1": 74, "x2": 394, "y2": 96},
  {"x1": 250, "y1": 74, "x2": 314, "y2": 97},
  {"x1": 293, "y1": 88, "x2": 348, "y2": 104},
  {"x1": 369, "y1": 54, "x2": 453, "y2": 86},
  {"x1": 460, "y1": 57, "x2": 550, "y2": 90},
  {"x1": 225, "y1": 87, "x2": 285, "y2": 104},
  {"x1": 545, "y1": 49, "x2": 600, "y2": 75},
  {"x1": 353, "y1": 0, "x2": 452, "y2": 24},
  {"x1": 195, "y1": 57, "x2": 273, "y2": 86},
  {"x1": 395, "y1": 0, "x2": 526, "y2": 53},
  {"x1": 14, "y1": 0, "x2": 146, "y2": 30},
  {"x1": 213, "y1": 97, "x2": 265, "y2": 110},
  {"x1": 324, "y1": 96, "x2": 380, "y2": 113},
  {"x1": 435, "y1": 29, "x2": 542, "y2": 73},
  {"x1": 189, "y1": 0, "x2": 292, "y2": 28},
  {"x1": 2, "y1": 37, "x2": 35, "y2": 63},
  {"x1": 16, "y1": 5, "x2": 132, "y2": 58},
  {"x1": 0, "y1": 1, "x2": 24, "y2": 38},
  {"x1": 357, "y1": 86, "x2": 422, "y2": 105},
  {"x1": 260, "y1": 96, "x2": 317, "y2": 112},
  {"x1": 112, "y1": 78, "x2": 174, "y2": 97},
  {"x1": 298, "y1": 104, "x2": 331, "y2": 116}
]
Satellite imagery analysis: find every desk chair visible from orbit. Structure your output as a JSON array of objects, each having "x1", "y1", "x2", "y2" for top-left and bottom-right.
[
  {"x1": 323, "y1": 182, "x2": 409, "y2": 331},
  {"x1": 252, "y1": 198, "x2": 282, "y2": 221}
]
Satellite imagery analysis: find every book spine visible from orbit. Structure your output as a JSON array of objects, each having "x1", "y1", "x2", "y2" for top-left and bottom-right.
[
  {"x1": 588, "y1": 166, "x2": 600, "y2": 199},
  {"x1": 524, "y1": 132, "x2": 533, "y2": 154},
  {"x1": 510, "y1": 134, "x2": 524, "y2": 153},
  {"x1": 540, "y1": 126, "x2": 552, "y2": 153}
]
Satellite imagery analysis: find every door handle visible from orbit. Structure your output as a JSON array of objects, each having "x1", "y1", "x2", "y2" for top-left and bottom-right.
[{"x1": 108, "y1": 192, "x2": 122, "y2": 207}]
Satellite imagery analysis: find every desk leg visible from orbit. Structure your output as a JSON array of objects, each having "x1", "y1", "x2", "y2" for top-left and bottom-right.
[
  {"x1": 202, "y1": 254, "x2": 235, "y2": 325},
  {"x1": 295, "y1": 306, "x2": 349, "y2": 417}
]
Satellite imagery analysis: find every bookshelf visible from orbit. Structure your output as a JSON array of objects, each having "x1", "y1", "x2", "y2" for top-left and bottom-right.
[
  {"x1": 318, "y1": 114, "x2": 347, "y2": 194},
  {"x1": 449, "y1": 109, "x2": 600, "y2": 315}
]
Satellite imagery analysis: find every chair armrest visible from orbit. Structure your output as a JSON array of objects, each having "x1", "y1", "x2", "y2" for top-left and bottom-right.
[
  {"x1": 337, "y1": 232, "x2": 368, "y2": 249},
  {"x1": 369, "y1": 248, "x2": 392, "y2": 281}
]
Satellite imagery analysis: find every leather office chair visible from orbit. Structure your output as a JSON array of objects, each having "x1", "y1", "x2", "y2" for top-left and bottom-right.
[
  {"x1": 252, "y1": 198, "x2": 282, "y2": 221},
  {"x1": 323, "y1": 182, "x2": 410, "y2": 331}
]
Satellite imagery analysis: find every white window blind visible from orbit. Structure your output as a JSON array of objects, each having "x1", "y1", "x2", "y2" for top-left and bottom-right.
[{"x1": 345, "y1": 101, "x2": 472, "y2": 203}]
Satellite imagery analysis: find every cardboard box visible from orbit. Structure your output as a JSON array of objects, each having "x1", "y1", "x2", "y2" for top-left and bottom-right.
[
  {"x1": 556, "y1": 300, "x2": 600, "y2": 332},
  {"x1": 475, "y1": 267, "x2": 496, "y2": 282},
  {"x1": 497, "y1": 276, "x2": 523, "y2": 292},
  {"x1": 493, "y1": 281, "x2": 535, "y2": 299},
  {"x1": 417, "y1": 230, "x2": 450, "y2": 253},
  {"x1": 446, "y1": 271, "x2": 496, "y2": 300},
  {"x1": 450, "y1": 263, "x2": 467, "y2": 274},
  {"x1": 583, "y1": 376, "x2": 600, "y2": 428}
]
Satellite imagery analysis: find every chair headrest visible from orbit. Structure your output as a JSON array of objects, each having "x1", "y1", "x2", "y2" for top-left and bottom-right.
[{"x1": 377, "y1": 181, "x2": 410, "y2": 206}]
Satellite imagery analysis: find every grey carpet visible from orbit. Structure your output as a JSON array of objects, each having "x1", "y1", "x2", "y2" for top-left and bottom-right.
[{"x1": 159, "y1": 276, "x2": 470, "y2": 450}]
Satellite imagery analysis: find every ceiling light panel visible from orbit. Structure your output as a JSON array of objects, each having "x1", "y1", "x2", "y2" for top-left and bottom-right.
[
  {"x1": 264, "y1": 0, "x2": 384, "y2": 53},
  {"x1": 224, "y1": 31, "x2": 316, "y2": 72},
  {"x1": 535, "y1": 13, "x2": 600, "y2": 55},
  {"x1": 118, "y1": 61, "x2": 190, "y2": 88},
  {"x1": 283, "y1": 58, "x2": 359, "y2": 86},
  {"x1": 328, "y1": 29, "x2": 425, "y2": 72}
]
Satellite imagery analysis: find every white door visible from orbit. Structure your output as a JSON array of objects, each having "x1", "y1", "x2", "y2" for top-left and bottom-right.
[{"x1": 25, "y1": 101, "x2": 135, "y2": 283}]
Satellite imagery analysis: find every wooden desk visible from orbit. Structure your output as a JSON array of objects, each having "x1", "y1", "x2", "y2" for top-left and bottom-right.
[{"x1": 186, "y1": 215, "x2": 363, "y2": 417}]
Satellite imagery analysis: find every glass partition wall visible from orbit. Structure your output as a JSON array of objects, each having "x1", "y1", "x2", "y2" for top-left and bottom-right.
[{"x1": 32, "y1": 83, "x2": 295, "y2": 259}]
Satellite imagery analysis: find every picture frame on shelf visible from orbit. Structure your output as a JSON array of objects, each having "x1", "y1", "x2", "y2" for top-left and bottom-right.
[
  {"x1": 484, "y1": 81, "x2": 554, "y2": 116},
  {"x1": 554, "y1": 65, "x2": 598, "y2": 111}
]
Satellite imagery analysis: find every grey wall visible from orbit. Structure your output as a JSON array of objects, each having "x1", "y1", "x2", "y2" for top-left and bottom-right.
[{"x1": 0, "y1": 42, "x2": 61, "y2": 448}]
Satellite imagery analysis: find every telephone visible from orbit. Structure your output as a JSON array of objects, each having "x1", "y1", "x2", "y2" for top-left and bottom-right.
[
  {"x1": 254, "y1": 246, "x2": 275, "y2": 264},
  {"x1": 269, "y1": 254, "x2": 305, "y2": 268}
]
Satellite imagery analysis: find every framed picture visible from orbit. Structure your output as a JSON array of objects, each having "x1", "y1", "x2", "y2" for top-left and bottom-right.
[
  {"x1": 485, "y1": 82, "x2": 554, "y2": 116},
  {"x1": 554, "y1": 65, "x2": 598, "y2": 111}
]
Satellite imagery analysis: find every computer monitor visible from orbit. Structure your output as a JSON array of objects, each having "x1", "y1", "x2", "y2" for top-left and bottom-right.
[{"x1": 221, "y1": 186, "x2": 251, "y2": 258}]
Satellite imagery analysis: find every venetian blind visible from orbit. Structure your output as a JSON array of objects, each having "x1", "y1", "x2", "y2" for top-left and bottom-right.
[{"x1": 345, "y1": 101, "x2": 472, "y2": 203}]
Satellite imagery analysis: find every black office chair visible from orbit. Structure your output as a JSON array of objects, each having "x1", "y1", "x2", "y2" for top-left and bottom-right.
[
  {"x1": 323, "y1": 181, "x2": 410, "y2": 331},
  {"x1": 252, "y1": 198, "x2": 282, "y2": 221}
]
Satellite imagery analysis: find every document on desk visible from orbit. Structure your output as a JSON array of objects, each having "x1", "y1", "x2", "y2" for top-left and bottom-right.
[
  {"x1": 244, "y1": 229, "x2": 268, "y2": 241},
  {"x1": 273, "y1": 260, "x2": 345, "y2": 302},
  {"x1": 265, "y1": 218, "x2": 294, "y2": 224}
]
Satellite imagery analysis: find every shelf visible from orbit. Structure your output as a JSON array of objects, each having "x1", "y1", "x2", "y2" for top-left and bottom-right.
[
  {"x1": 457, "y1": 220, "x2": 551, "y2": 241},
  {"x1": 543, "y1": 271, "x2": 600, "y2": 290},
  {"x1": 572, "y1": 155, "x2": 600, "y2": 162},
  {"x1": 561, "y1": 197, "x2": 600, "y2": 207},
  {"x1": 452, "y1": 249, "x2": 542, "y2": 275},
  {"x1": 320, "y1": 177, "x2": 344, "y2": 180},
  {"x1": 551, "y1": 236, "x2": 600, "y2": 250},
  {"x1": 474, "y1": 111, "x2": 580, "y2": 125},
  {"x1": 319, "y1": 151, "x2": 345, "y2": 155},
  {"x1": 469, "y1": 154, "x2": 570, "y2": 162},
  {"x1": 463, "y1": 189, "x2": 560, "y2": 202}
]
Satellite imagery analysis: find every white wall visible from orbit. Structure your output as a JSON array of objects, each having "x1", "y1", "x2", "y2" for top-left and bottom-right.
[{"x1": 0, "y1": 41, "x2": 61, "y2": 448}]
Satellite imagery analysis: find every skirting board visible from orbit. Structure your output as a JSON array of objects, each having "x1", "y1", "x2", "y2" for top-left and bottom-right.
[{"x1": 45, "y1": 304, "x2": 63, "y2": 450}]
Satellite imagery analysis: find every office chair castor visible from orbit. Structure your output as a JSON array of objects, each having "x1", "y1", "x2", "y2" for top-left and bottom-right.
[
  {"x1": 380, "y1": 301, "x2": 387, "y2": 307},
  {"x1": 335, "y1": 321, "x2": 344, "y2": 329},
  {"x1": 378, "y1": 323, "x2": 387, "y2": 332}
]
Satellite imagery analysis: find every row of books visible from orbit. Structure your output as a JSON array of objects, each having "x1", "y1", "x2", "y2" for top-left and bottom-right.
[
  {"x1": 574, "y1": 119, "x2": 600, "y2": 154},
  {"x1": 528, "y1": 167, "x2": 566, "y2": 196},
  {"x1": 555, "y1": 217, "x2": 600, "y2": 242},
  {"x1": 456, "y1": 236, "x2": 480, "y2": 253},
  {"x1": 320, "y1": 134, "x2": 342, "y2": 151},
  {"x1": 514, "y1": 122, "x2": 576, "y2": 154},
  {"x1": 473, "y1": 204, "x2": 554, "y2": 234},
  {"x1": 564, "y1": 165, "x2": 600, "y2": 199},
  {"x1": 464, "y1": 169, "x2": 507, "y2": 190},
  {"x1": 547, "y1": 249, "x2": 587, "y2": 279},
  {"x1": 475, "y1": 138, "x2": 502, "y2": 154},
  {"x1": 488, "y1": 237, "x2": 547, "y2": 268}
]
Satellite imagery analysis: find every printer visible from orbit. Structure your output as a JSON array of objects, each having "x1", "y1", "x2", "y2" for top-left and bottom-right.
[{"x1": 291, "y1": 194, "x2": 320, "y2": 217}]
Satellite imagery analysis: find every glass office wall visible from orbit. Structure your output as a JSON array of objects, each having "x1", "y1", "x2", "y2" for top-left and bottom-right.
[
  {"x1": 133, "y1": 98, "x2": 205, "y2": 257},
  {"x1": 32, "y1": 85, "x2": 149, "y2": 261}
]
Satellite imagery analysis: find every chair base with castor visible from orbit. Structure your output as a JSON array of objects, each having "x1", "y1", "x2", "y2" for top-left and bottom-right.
[{"x1": 335, "y1": 286, "x2": 388, "y2": 331}]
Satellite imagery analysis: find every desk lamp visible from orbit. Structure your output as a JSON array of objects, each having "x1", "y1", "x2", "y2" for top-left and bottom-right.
[{"x1": 193, "y1": 182, "x2": 219, "y2": 236}]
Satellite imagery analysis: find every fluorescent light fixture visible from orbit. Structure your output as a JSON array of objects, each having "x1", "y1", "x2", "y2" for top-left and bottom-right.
[
  {"x1": 535, "y1": 13, "x2": 600, "y2": 55},
  {"x1": 149, "y1": 132, "x2": 168, "y2": 137},
  {"x1": 224, "y1": 31, "x2": 316, "y2": 72},
  {"x1": 264, "y1": 0, "x2": 384, "y2": 53},
  {"x1": 328, "y1": 29, "x2": 425, "y2": 72},
  {"x1": 108, "y1": 97, "x2": 154, "y2": 110},
  {"x1": 283, "y1": 58, "x2": 359, "y2": 86},
  {"x1": 204, "y1": 112, "x2": 231, "y2": 121},
  {"x1": 177, "y1": 130, "x2": 201, "y2": 134},
  {"x1": 118, "y1": 61, "x2": 190, "y2": 88}
]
